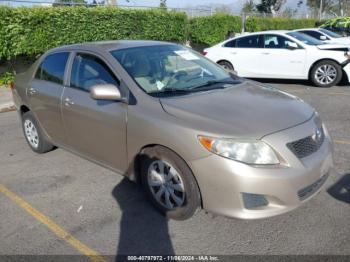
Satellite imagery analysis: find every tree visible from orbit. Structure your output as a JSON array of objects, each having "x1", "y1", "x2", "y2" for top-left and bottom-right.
[
  {"x1": 160, "y1": 0, "x2": 167, "y2": 9},
  {"x1": 281, "y1": 7, "x2": 297, "y2": 17},
  {"x1": 53, "y1": 0, "x2": 86, "y2": 6},
  {"x1": 242, "y1": 0, "x2": 256, "y2": 14},
  {"x1": 214, "y1": 4, "x2": 232, "y2": 14},
  {"x1": 337, "y1": 0, "x2": 350, "y2": 16},
  {"x1": 256, "y1": 0, "x2": 286, "y2": 16},
  {"x1": 298, "y1": 0, "x2": 340, "y2": 17},
  {"x1": 306, "y1": 0, "x2": 335, "y2": 15}
]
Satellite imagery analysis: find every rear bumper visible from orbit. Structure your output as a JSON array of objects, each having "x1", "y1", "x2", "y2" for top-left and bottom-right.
[{"x1": 189, "y1": 118, "x2": 334, "y2": 219}]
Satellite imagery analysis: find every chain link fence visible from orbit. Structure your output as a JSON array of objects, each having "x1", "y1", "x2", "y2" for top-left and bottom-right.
[{"x1": 0, "y1": 0, "x2": 337, "y2": 19}]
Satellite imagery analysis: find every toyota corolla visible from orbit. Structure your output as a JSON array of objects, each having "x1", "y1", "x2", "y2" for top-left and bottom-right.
[{"x1": 12, "y1": 41, "x2": 333, "y2": 220}]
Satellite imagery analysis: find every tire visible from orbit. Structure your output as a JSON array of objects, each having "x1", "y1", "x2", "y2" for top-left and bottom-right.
[
  {"x1": 218, "y1": 60, "x2": 234, "y2": 71},
  {"x1": 22, "y1": 111, "x2": 54, "y2": 154},
  {"x1": 140, "y1": 146, "x2": 201, "y2": 220},
  {"x1": 310, "y1": 60, "x2": 342, "y2": 88}
]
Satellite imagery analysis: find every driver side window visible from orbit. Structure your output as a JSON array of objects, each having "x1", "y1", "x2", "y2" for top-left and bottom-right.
[{"x1": 70, "y1": 53, "x2": 119, "y2": 92}]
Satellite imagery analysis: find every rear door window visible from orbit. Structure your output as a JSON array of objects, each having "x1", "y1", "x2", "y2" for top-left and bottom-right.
[
  {"x1": 264, "y1": 34, "x2": 297, "y2": 49},
  {"x1": 35, "y1": 52, "x2": 69, "y2": 85},
  {"x1": 224, "y1": 39, "x2": 237, "y2": 47}
]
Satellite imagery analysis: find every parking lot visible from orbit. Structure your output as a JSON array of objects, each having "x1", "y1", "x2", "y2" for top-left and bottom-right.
[{"x1": 0, "y1": 81, "x2": 350, "y2": 259}]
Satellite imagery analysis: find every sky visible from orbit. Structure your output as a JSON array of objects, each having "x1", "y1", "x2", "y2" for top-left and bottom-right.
[
  {"x1": 2, "y1": 0, "x2": 306, "y2": 13},
  {"x1": 117, "y1": 0, "x2": 305, "y2": 12}
]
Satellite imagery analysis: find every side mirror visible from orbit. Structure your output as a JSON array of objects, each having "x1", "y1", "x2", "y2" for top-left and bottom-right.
[
  {"x1": 320, "y1": 35, "x2": 327, "y2": 41},
  {"x1": 286, "y1": 42, "x2": 299, "y2": 50},
  {"x1": 90, "y1": 84, "x2": 122, "y2": 101}
]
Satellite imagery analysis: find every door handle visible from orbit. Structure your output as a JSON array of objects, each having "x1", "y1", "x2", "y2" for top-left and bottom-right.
[
  {"x1": 64, "y1": 97, "x2": 74, "y2": 106},
  {"x1": 230, "y1": 52, "x2": 237, "y2": 55},
  {"x1": 261, "y1": 52, "x2": 270, "y2": 55},
  {"x1": 28, "y1": 87, "x2": 37, "y2": 95}
]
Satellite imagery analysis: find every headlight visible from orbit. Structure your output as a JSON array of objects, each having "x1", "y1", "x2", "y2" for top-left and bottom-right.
[{"x1": 198, "y1": 136, "x2": 280, "y2": 165}]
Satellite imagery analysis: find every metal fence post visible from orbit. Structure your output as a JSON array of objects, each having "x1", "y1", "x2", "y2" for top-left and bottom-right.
[{"x1": 241, "y1": 12, "x2": 245, "y2": 33}]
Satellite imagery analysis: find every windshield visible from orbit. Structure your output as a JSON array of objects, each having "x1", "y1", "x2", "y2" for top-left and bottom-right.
[
  {"x1": 111, "y1": 45, "x2": 239, "y2": 96},
  {"x1": 319, "y1": 28, "x2": 342, "y2": 38},
  {"x1": 287, "y1": 32, "x2": 325, "y2": 46}
]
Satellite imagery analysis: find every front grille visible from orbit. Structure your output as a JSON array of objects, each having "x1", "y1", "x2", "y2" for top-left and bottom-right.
[
  {"x1": 298, "y1": 173, "x2": 329, "y2": 201},
  {"x1": 287, "y1": 127, "x2": 324, "y2": 159}
]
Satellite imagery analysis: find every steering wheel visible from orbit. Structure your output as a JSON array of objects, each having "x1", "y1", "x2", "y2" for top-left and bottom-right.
[{"x1": 165, "y1": 70, "x2": 188, "y2": 88}]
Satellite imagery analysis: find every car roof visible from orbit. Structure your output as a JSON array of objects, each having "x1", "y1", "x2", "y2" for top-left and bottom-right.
[
  {"x1": 229, "y1": 30, "x2": 289, "y2": 41},
  {"x1": 294, "y1": 28, "x2": 321, "y2": 31},
  {"x1": 251, "y1": 30, "x2": 290, "y2": 34},
  {"x1": 47, "y1": 40, "x2": 175, "y2": 54}
]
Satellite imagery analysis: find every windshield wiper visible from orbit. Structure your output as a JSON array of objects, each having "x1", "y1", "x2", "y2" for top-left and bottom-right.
[
  {"x1": 149, "y1": 87, "x2": 192, "y2": 95},
  {"x1": 189, "y1": 79, "x2": 241, "y2": 90}
]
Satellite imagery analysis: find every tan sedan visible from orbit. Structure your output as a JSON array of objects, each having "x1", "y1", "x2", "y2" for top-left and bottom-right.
[{"x1": 12, "y1": 41, "x2": 333, "y2": 220}]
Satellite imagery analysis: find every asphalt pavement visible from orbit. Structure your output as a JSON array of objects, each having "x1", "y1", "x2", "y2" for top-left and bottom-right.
[{"x1": 0, "y1": 81, "x2": 349, "y2": 259}]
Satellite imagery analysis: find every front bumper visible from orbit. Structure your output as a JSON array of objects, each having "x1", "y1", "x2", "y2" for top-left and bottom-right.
[
  {"x1": 189, "y1": 117, "x2": 334, "y2": 219},
  {"x1": 342, "y1": 62, "x2": 350, "y2": 83}
]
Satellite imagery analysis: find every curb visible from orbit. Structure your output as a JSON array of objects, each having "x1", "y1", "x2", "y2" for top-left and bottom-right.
[
  {"x1": 0, "y1": 103, "x2": 16, "y2": 113},
  {"x1": 0, "y1": 87, "x2": 15, "y2": 113}
]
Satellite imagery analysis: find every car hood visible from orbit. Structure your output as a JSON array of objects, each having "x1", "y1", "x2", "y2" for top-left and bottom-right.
[
  {"x1": 329, "y1": 37, "x2": 350, "y2": 44},
  {"x1": 160, "y1": 81, "x2": 314, "y2": 139},
  {"x1": 317, "y1": 43, "x2": 349, "y2": 51}
]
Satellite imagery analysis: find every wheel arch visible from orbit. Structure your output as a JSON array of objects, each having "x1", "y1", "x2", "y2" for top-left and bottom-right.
[
  {"x1": 308, "y1": 58, "x2": 342, "y2": 79},
  {"x1": 216, "y1": 59, "x2": 234, "y2": 69},
  {"x1": 127, "y1": 143, "x2": 204, "y2": 208},
  {"x1": 20, "y1": 105, "x2": 30, "y2": 116}
]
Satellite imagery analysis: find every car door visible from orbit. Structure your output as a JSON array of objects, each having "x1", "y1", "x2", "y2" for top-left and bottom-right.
[
  {"x1": 61, "y1": 52, "x2": 128, "y2": 172},
  {"x1": 220, "y1": 34, "x2": 264, "y2": 77},
  {"x1": 28, "y1": 52, "x2": 69, "y2": 144},
  {"x1": 258, "y1": 34, "x2": 307, "y2": 78}
]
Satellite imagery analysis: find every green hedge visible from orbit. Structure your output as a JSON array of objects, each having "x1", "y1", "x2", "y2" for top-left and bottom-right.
[
  {"x1": 246, "y1": 17, "x2": 318, "y2": 32},
  {"x1": 0, "y1": 6, "x2": 323, "y2": 60},
  {"x1": 190, "y1": 14, "x2": 242, "y2": 46},
  {"x1": 0, "y1": 6, "x2": 187, "y2": 59}
]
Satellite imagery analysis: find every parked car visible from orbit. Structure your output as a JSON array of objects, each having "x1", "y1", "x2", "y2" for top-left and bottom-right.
[
  {"x1": 294, "y1": 28, "x2": 350, "y2": 45},
  {"x1": 204, "y1": 30, "x2": 350, "y2": 87},
  {"x1": 321, "y1": 17, "x2": 350, "y2": 36},
  {"x1": 12, "y1": 41, "x2": 333, "y2": 220}
]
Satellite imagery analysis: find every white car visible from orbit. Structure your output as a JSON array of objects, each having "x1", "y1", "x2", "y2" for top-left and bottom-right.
[
  {"x1": 295, "y1": 28, "x2": 350, "y2": 45},
  {"x1": 204, "y1": 30, "x2": 350, "y2": 87}
]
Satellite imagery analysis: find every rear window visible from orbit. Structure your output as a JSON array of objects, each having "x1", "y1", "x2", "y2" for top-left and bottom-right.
[
  {"x1": 35, "y1": 52, "x2": 69, "y2": 85},
  {"x1": 235, "y1": 35, "x2": 262, "y2": 48},
  {"x1": 224, "y1": 39, "x2": 236, "y2": 47}
]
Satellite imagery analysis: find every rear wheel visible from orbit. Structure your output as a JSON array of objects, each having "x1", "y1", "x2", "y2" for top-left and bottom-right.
[
  {"x1": 218, "y1": 60, "x2": 234, "y2": 71},
  {"x1": 310, "y1": 60, "x2": 342, "y2": 87},
  {"x1": 22, "y1": 111, "x2": 54, "y2": 153},
  {"x1": 140, "y1": 146, "x2": 201, "y2": 220}
]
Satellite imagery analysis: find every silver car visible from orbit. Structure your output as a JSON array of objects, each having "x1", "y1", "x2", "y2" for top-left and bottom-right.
[{"x1": 12, "y1": 41, "x2": 334, "y2": 220}]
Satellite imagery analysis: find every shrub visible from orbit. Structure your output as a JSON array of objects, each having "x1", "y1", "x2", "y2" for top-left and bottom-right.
[
  {"x1": 246, "y1": 17, "x2": 318, "y2": 32},
  {"x1": 190, "y1": 14, "x2": 242, "y2": 46},
  {"x1": 0, "y1": 71, "x2": 15, "y2": 86},
  {"x1": 0, "y1": 6, "x2": 187, "y2": 59}
]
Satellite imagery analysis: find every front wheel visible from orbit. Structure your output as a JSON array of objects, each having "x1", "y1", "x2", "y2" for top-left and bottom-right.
[
  {"x1": 310, "y1": 60, "x2": 342, "y2": 87},
  {"x1": 140, "y1": 146, "x2": 201, "y2": 220}
]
